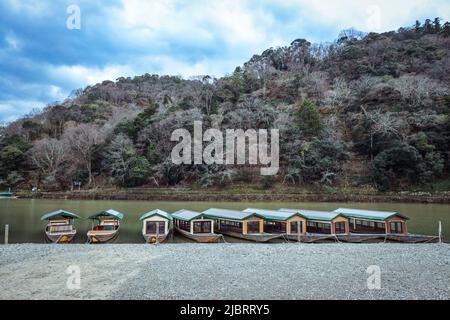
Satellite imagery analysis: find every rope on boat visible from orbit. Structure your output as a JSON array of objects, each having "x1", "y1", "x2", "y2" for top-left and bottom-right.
[
  {"x1": 334, "y1": 235, "x2": 342, "y2": 244},
  {"x1": 218, "y1": 234, "x2": 227, "y2": 244},
  {"x1": 280, "y1": 234, "x2": 290, "y2": 243}
]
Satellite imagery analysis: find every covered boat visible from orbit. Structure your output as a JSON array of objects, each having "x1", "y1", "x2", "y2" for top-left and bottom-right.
[
  {"x1": 332, "y1": 208, "x2": 438, "y2": 243},
  {"x1": 172, "y1": 210, "x2": 220, "y2": 243},
  {"x1": 41, "y1": 209, "x2": 81, "y2": 243},
  {"x1": 140, "y1": 209, "x2": 172, "y2": 243},
  {"x1": 87, "y1": 209, "x2": 124, "y2": 244},
  {"x1": 0, "y1": 191, "x2": 17, "y2": 199},
  {"x1": 278, "y1": 209, "x2": 350, "y2": 242},
  {"x1": 202, "y1": 208, "x2": 282, "y2": 242}
]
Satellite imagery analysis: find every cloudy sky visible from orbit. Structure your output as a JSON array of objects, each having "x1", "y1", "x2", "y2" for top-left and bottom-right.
[{"x1": 1, "y1": 0, "x2": 449, "y2": 122}]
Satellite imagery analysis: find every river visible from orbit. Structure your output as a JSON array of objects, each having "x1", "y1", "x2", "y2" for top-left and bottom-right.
[{"x1": 0, "y1": 199, "x2": 448, "y2": 243}]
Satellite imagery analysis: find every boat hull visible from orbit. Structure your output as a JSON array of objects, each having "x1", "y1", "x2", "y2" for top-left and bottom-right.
[
  {"x1": 386, "y1": 234, "x2": 439, "y2": 243},
  {"x1": 286, "y1": 233, "x2": 440, "y2": 244},
  {"x1": 217, "y1": 231, "x2": 282, "y2": 242},
  {"x1": 87, "y1": 229, "x2": 119, "y2": 244},
  {"x1": 143, "y1": 232, "x2": 169, "y2": 244},
  {"x1": 284, "y1": 234, "x2": 338, "y2": 243},
  {"x1": 45, "y1": 231, "x2": 76, "y2": 244},
  {"x1": 175, "y1": 227, "x2": 220, "y2": 243}
]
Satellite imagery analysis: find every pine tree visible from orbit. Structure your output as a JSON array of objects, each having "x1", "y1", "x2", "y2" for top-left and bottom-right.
[
  {"x1": 423, "y1": 19, "x2": 433, "y2": 34},
  {"x1": 415, "y1": 20, "x2": 421, "y2": 33},
  {"x1": 441, "y1": 22, "x2": 450, "y2": 37},
  {"x1": 434, "y1": 17, "x2": 441, "y2": 33}
]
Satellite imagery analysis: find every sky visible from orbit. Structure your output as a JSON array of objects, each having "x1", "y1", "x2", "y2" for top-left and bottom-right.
[{"x1": 0, "y1": 0, "x2": 449, "y2": 123}]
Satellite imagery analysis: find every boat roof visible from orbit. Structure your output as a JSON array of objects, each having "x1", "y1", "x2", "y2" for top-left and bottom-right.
[
  {"x1": 172, "y1": 209, "x2": 205, "y2": 221},
  {"x1": 279, "y1": 209, "x2": 341, "y2": 221},
  {"x1": 140, "y1": 209, "x2": 172, "y2": 221},
  {"x1": 41, "y1": 209, "x2": 81, "y2": 221},
  {"x1": 243, "y1": 208, "x2": 301, "y2": 221},
  {"x1": 0, "y1": 191, "x2": 15, "y2": 196},
  {"x1": 88, "y1": 209, "x2": 124, "y2": 220},
  {"x1": 203, "y1": 208, "x2": 262, "y2": 221},
  {"x1": 333, "y1": 208, "x2": 409, "y2": 220}
]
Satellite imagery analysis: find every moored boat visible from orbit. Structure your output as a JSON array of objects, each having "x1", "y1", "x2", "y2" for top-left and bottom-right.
[
  {"x1": 385, "y1": 234, "x2": 440, "y2": 243},
  {"x1": 0, "y1": 191, "x2": 18, "y2": 199},
  {"x1": 140, "y1": 209, "x2": 172, "y2": 243},
  {"x1": 87, "y1": 209, "x2": 124, "y2": 244},
  {"x1": 41, "y1": 209, "x2": 81, "y2": 243},
  {"x1": 172, "y1": 210, "x2": 221, "y2": 243},
  {"x1": 202, "y1": 208, "x2": 282, "y2": 242}
]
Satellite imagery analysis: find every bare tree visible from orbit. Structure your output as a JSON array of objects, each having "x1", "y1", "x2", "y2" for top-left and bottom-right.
[
  {"x1": 391, "y1": 75, "x2": 448, "y2": 107},
  {"x1": 63, "y1": 123, "x2": 105, "y2": 186},
  {"x1": 30, "y1": 138, "x2": 66, "y2": 179}
]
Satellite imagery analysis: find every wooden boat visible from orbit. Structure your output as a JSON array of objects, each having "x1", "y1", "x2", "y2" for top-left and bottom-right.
[
  {"x1": 87, "y1": 209, "x2": 124, "y2": 244},
  {"x1": 0, "y1": 191, "x2": 18, "y2": 199},
  {"x1": 336, "y1": 233, "x2": 386, "y2": 243},
  {"x1": 41, "y1": 210, "x2": 81, "y2": 243},
  {"x1": 172, "y1": 210, "x2": 221, "y2": 243},
  {"x1": 140, "y1": 209, "x2": 172, "y2": 244},
  {"x1": 386, "y1": 234, "x2": 440, "y2": 243},
  {"x1": 203, "y1": 208, "x2": 282, "y2": 242}
]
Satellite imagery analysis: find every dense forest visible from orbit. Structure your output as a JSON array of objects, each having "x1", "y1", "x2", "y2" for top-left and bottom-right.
[{"x1": 1, "y1": 18, "x2": 450, "y2": 193}]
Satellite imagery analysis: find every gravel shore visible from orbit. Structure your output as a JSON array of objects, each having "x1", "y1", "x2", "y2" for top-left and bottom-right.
[{"x1": 0, "y1": 244, "x2": 449, "y2": 300}]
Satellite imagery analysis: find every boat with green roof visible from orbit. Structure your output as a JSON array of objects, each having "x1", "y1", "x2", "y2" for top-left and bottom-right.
[
  {"x1": 87, "y1": 209, "x2": 124, "y2": 244},
  {"x1": 140, "y1": 209, "x2": 172, "y2": 243},
  {"x1": 203, "y1": 208, "x2": 282, "y2": 242},
  {"x1": 0, "y1": 191, "x2": 17, "y2": 199},
  {"x1": 41, "y1": 209, "x2": 82, "y2": 243}
]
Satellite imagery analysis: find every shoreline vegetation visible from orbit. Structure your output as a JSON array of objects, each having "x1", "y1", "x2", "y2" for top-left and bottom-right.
[{"x1": 16, "y1": 185, "x2": 450, "y2": 203}]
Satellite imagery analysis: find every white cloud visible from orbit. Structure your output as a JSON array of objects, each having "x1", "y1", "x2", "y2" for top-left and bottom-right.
[
  {"x1": 0, "y1": 99, "x2": 46, "y2": 122},
  {"x1": 48, "y1": 64, "x2": 137, "y2": 87},
  {"x1": 2, "y1": 0, "x2": 450, "y2": 123}
]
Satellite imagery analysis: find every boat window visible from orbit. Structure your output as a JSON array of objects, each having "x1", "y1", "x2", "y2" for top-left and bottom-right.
[
  {"x1": 334, "y1": 222, "x2": 346, "y2": 234},
  {"x1": 193, "y1": 221, "x2": 212, "y2": 234},
  {"x1": 146, "y1": 221, "x2": 165, "y2": 234},
  {"x1": 289, "y1": 221, "x2": 302, "y2": 234},
  {"x1": 349, "y1": 219, "x2": 386, "y2": 234},
  {"x1": 218, "y1": 220, "x2": 243, "y2": 233},
  {"x1": 177, "y1": 220, "x2": 191, "y2": 232},
  {"x1": 247, "y1": 221, "x2": 260, "y2": 234},
  {"x1": 306, "y1": 221, "x2": 332, "y2": 234},
  {"x1": 264, "y1": 221, "x2": 286, "y2": 234},
  {"x1": 390, "y1": 222, "x2": 403, "y2": 234}
]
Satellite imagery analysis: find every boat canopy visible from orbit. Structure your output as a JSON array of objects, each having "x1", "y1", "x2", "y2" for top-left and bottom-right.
[
  {"x1": 140, "y1": 209, "x2": 172, "y2": 221},
  {"x1": 279, "y1": 209, "x2": 342, "y2": 221},
  {"x1": 41, "y1": 209, "x2": 81, "y2": 221},
  {"x1": 0, "y1": 192, "x2": 16, "y2": 196},
  {"x1": 243, "y1": 208, "x2": 303, "y2": 221},
  {"x1": 203, "y1": 208, "x2": 263, "y2": 221},
  {"x1": 88, "y1": 209, "x2": 125, "y2": 220},
  {"x1": 172, "y1": 209, "x2": 206, "y2": 221},
  {"x1": 333, "y1": 208, "x2": 409, "y2": 221}
]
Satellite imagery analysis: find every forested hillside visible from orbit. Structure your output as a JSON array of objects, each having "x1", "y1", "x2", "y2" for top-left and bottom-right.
[{"x1": 1, "y1": 19, "x2": 450, "y2": 193}]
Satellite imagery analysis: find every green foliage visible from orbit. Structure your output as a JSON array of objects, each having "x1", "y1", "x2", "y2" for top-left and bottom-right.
[
  {"x1": 0, "y1": 135, "x2": 31, "y2": 177},
  {"x1": 294, "y1": 100, "x2": 322, "y2": 137},
  {"x1": 290, "y1": 138, "x2": 346, "y2": 185},
  {"x1": 127, "y1": 157, "x2": 151, "y2": 186},
  {"x1": 371, "y1": 143, "x2": 444, "y2": 191},
  {"x1": 115, "y1": 103, "x2": 158, "y2": 140},
  {"x1": 259, "y1": 176, "x2": 275, "y2": 190}
]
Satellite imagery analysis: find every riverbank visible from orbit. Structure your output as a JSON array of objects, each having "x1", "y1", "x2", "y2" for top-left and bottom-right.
[
  {"x1": 0, "y1": 244, "x2": 449, "y2": 300},
  {"x1": 17, "y1": 186, "x2": 450, "y2": 203}
]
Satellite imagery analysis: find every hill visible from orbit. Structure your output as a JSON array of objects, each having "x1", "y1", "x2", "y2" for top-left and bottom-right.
[{"x1": 1, "y1": 18, "x2": 450, "y2": 194}]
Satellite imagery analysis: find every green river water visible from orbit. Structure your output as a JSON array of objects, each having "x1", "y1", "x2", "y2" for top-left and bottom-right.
[{"x1": 0, "y1": 199, "x2": 449, "y2": 243}]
